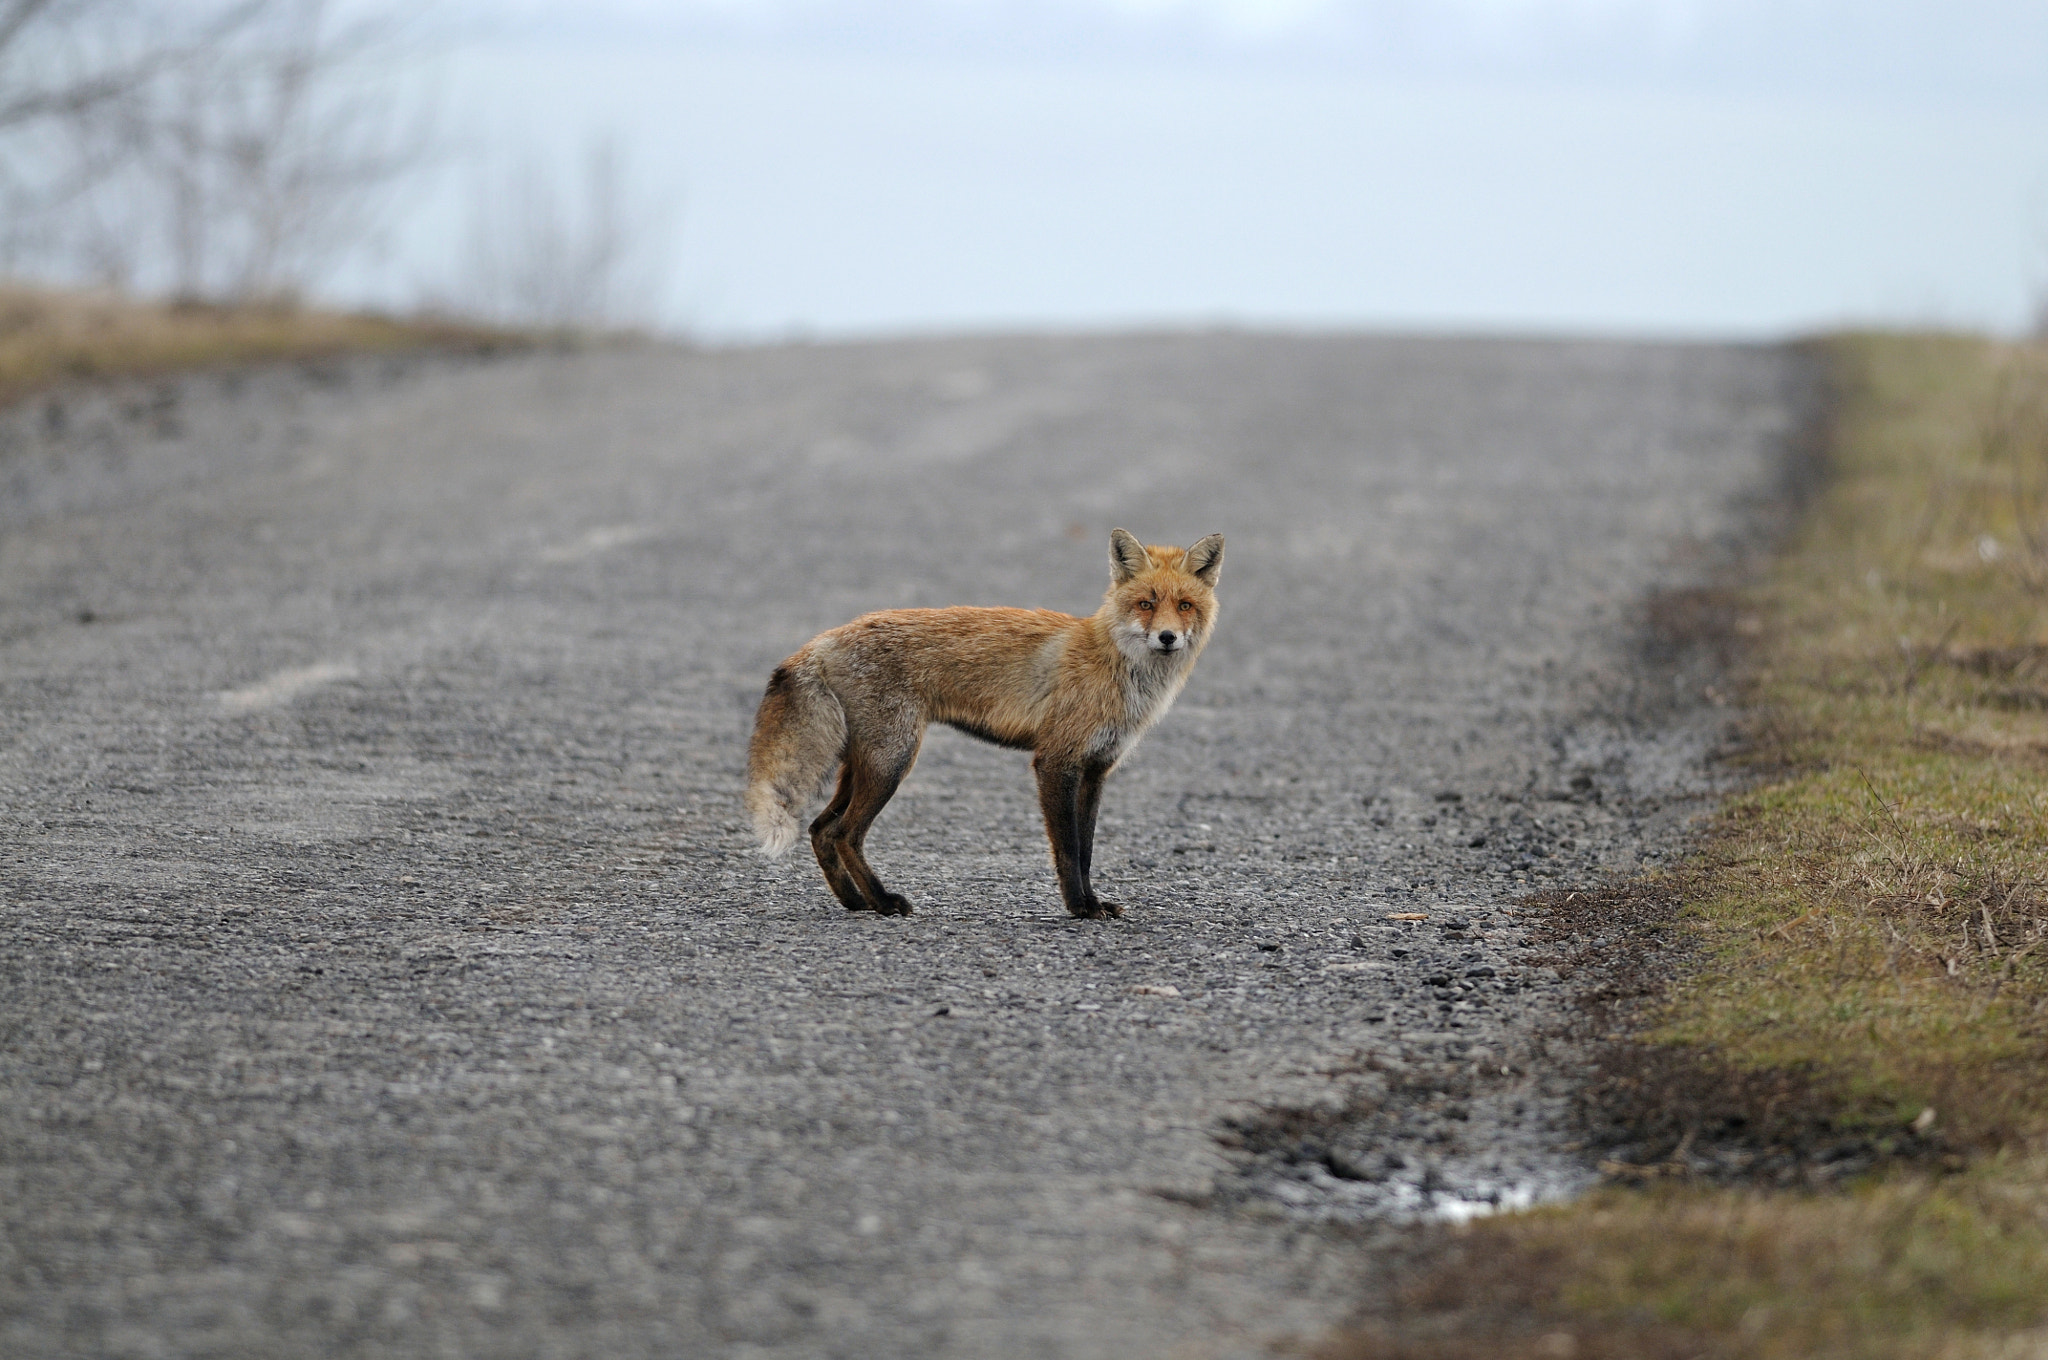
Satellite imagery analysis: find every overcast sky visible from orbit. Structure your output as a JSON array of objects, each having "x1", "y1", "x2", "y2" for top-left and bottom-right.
[
  {"x1": 378, "y1": 0, "x2": 2048, "y2": 337},
  {"x1": 435, "y1": 0, "x2": 2048, "y2": 102}
]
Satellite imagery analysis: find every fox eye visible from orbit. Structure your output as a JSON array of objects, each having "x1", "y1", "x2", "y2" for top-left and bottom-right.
[
  {"x1": 1136, "y1": 599, "x2": 1154, "y2": 611},
  {"x1": 1177, "y1": 601, "x2": 1193, "y2": 613}
]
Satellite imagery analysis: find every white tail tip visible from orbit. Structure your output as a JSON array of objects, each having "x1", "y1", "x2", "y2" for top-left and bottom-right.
[{"x1": 755, "y1": 807, "x2": 800, "y2": 857}]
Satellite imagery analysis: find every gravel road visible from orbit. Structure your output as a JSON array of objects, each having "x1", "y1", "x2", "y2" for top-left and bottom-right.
[{"x1": 0, "y1": 334, "x2": 1808, "y2": 1358}]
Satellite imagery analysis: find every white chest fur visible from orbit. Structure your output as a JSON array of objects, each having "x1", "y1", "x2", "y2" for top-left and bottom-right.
[{"x1": 1095, "y1": 653, "x2": 1191, "y2": 761}]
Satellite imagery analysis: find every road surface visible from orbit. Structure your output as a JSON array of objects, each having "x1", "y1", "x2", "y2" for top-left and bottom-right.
[{"x1": 0, "y1": 334, "x2": 1806, "y2": 1357}]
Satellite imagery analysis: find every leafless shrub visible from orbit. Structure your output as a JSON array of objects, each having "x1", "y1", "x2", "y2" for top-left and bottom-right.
[
  {"x1": 2, "y1": 2, "x2": 669, "y2": 329},
  {"x1": 4, "y1": 0, "x2": 430, "y2": 304},
  {"x1": 436, "y1": 134, "x2": 673, "y2": 331},
  {"x1": 0, "y1": 0, "x2": 180, "y2": 267}
]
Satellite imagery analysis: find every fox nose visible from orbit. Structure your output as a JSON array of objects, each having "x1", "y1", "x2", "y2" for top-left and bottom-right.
[{"x1": 1157, "y1": 630, "x2": 1177, "y2": 647}]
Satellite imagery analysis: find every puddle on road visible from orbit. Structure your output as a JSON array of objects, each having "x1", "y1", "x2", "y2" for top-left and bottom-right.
[{"x1": 1219, "y1": 1074, "x2": 1601, "y2": 1226}]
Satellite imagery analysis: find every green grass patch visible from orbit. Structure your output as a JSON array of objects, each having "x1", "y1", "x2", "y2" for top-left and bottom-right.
[
  {"x1": 1325, "y1": 1165, "x2": 2048, "y2": 1359},
  {"x1": 1669, "y1": 333, "x2": 2048, "y2": 1148},
  {"x1": 1324, "y1": 333, "x2": 2048, "y2": 1359}
]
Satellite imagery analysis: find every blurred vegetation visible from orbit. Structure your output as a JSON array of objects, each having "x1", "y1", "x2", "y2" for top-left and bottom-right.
[
  {"x1": 0, "y1": 2, "x2": 663, "y2": 329},
  {"x1": 0, "y1": 283, "x2": 518, "y2": 408}
]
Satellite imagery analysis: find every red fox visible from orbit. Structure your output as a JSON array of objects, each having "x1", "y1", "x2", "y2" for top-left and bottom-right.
[{"x1": 746, "y1": 529, "x2": 1223, "y2": 919}]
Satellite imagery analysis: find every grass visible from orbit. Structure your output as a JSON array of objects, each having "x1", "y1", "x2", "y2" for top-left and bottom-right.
[
  {"x1": 0, "y1": 282, "x2": 520, "y2": 408},
  {"x1": 1667, "y1": 334, "x2": 2048, "y2": 1150},
  {"x1": 1323, "y1": 333, "x2": 2048, "y2": 1359},
  {"x1": 1324, "y1": 1167, "x2": 2048, "y2": 1359}
]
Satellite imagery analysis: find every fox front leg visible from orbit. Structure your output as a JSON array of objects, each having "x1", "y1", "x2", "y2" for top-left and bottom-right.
[
  {"x1": 1074, "y1": 760, "x2": 1119, "y2": 917},
  {"x1": 1035, "y1": 756, "x2": 1121, "y2": 919}
]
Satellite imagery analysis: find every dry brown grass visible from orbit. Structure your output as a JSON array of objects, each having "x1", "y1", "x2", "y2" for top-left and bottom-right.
[
  {"x1": 1321, "y1": 1166, "x2": 2048, "y2": 1360},
  {"x1": 0, "y1": 282, "x2": 520, "y2": 408}
]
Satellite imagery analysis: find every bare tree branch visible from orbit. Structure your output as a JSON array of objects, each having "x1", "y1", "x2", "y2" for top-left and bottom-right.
[
  {"x1": 2, "y1": 0, "x2": 433, "y2": 302},
  {"x1": 0, "y1": 0, "x2": 60, "y2": 60},
  {"x1": 0, "y1": 1, "x2": 265, "y2": 131},
  {"x1": 448, "y1": 135, "x2": 673, "y2": 330}
]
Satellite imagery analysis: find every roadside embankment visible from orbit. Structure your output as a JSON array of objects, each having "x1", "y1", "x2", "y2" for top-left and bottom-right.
[
  {"x1": 1326, "y1": 333, "x2": 2048, "y2": 1360},
  {"x1": 0, "y1": 283, "x2": 519, "y2": 408}
]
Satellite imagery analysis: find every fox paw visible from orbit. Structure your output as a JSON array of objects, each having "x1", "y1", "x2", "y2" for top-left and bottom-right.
[
  {"x1": 876, "y1": 892, "x2": 914, "y2": 917},
  {"x1": 1070, "y1": 897, "x2": 1123, "y2": 920}
]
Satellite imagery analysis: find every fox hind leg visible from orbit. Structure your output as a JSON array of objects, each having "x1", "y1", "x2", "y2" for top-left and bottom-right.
[
  {"x1": 814, "y1": 726, "x2": 921, "y2": 917},
  {"x1": 808, "y1": 767, "x2": 869, "y2": 912}
]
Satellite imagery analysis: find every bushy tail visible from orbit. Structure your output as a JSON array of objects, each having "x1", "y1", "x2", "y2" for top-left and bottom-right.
[{"x1": 744, "y1": 654, "x2": 846, "y2": 856}]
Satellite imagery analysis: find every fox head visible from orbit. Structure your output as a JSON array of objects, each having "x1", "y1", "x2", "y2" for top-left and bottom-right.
[{"x1": 1105, "y1": 527, "x2": 1223, "y2": 662}]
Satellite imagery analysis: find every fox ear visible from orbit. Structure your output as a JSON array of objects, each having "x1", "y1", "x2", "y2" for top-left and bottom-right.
[
  {"x1": 1185, "y1": 533, "x2": 1224, "y2": 585},
  {"x1": 1108, "y1": 528, "x2": 1151, "y2": 584}
]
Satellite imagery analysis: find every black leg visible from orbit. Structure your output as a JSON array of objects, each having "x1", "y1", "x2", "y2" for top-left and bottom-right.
[
  {"x1": 829, "y1": 752, "x2": 917, "y2": 916},
  {"x1": 1074, "y1": 761, "x2": 1119, "y2": 917},
  {"x1": 1036, "y1": 757, "x2": 1112, "y2": 919},
  {"x1": 809, "y1": 767, "x2": 869, "y2": 911}
]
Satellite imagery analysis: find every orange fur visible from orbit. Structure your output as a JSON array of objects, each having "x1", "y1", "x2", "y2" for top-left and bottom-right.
[{"x1": 745, "y1": 529, "x2": 1223, "y2": 918}]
